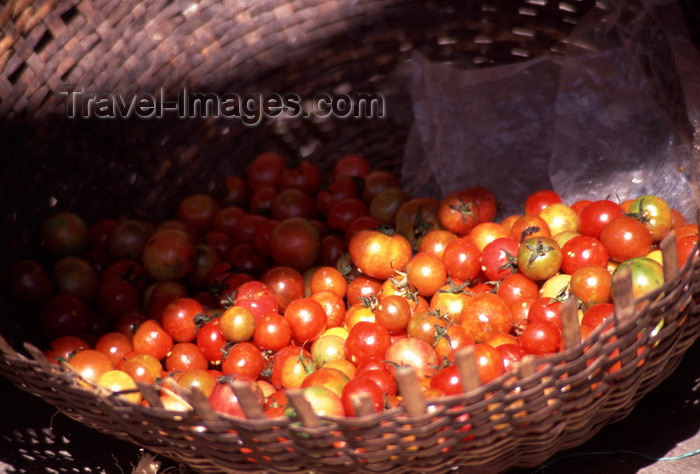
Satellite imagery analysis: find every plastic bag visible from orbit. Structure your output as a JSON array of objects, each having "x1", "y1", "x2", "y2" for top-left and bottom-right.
[{"x1": 401, "y1": 0, "x2": 699, "y2": 219}]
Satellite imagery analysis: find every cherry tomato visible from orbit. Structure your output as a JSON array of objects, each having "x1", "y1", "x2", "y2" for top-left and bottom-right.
[
  {"x1": 628, "y1": 195, "x2": 672, "y2": 242},
  {"x1": 517, "y1": 236, "x2": 562, "y2": 281},
  {"x1": 578, "y1": 200, "x2": 624, "y2": 239},
  {"x1": 165, "y1": 342, "x2": 209, "y2": 372},
  {"x1": 285, "y1": 297, "x2": 327, "y2": 343},
  {"x1": 269, "y1": 217, "x2": 321, "y2": 271},
  {"x1": 560, "y1": 235, "x2": 609, "y2": 274},
  {"x1": 518, "y1": 319, "x2": 562, "y2": 355},
  {"x1": 480, "y1": 237, "x2": 519, "y2": 281},
  {"x1": 405, "y1": 251, "x2": 447, "y2": 297},
  {"x1": 222, "y1": 342, "x2": 264, "y2": 380},
  {"x1": 261, "y1": 266, "x2": 305, "y2": 313},
  {"x1": 384, "y1": 337, "x2": 439, "y2": 387},
  {"x1": 177, "y1": 193, "x2": 221, "y2": 233},
  {"x1": 161, "y1": 297, "x2": 204, "y2": 343},
  {"x1": 246, "y1": 152, "x2": 286, "y2": 190},
  {"x1": 208, "y1": 375, "x2": 264, "y2": 417},
  {"x1": 345, "y1": 321, "x2": 392, "y2": 366},
  {"x1": 459, "y1": 293, "x2": 512, "y2": 342},
  {"x1": 132, "y1": 319, "x2": 173, "y2": 360},
  {"x1": 348, "y1": 227, "x2": 412, "y2": 280},
  {"x1": 437, "y1": 191, "x2": 481, "y2": 235},
  {"x1": 600, "y1": 216, "x2": 652, "y2": 262},
  {"x1": 40, "y1": 211, "x2": 90, "y2": 257},
  {"x1": 142, "y1": 229, "x2": 195, "y2": 282},
  {"x1": 253, "y1": 312, "x2": 292, "y2": 351},
  {"x1": 524, "y1": 189, "x2": 561, "y2": 216},
  {"x1": 8, "y1": 260, "x2": 55, "y2": 307},
  {"x1": 570, "y1": 265, "x2": 612, "y2": 307}
]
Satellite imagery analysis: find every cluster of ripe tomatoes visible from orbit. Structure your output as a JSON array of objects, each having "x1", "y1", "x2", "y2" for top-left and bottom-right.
[{"x1": 8, "y1": 152, "x2": 698, "y2": 418}]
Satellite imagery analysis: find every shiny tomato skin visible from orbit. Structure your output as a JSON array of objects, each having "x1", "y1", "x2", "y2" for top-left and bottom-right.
[
  {"x1": 222, "y1": 342, "x2": 264, "y2": 380},
  {"x1": 628, "y1": 195, "x2": 672, "y2": 242},
  {"x1": 612, "y1": 257, "x2": 664, "y2": 302},
  {"x1": 345, "y1": 321, "x2": 392, "y2": 366},
  {"x1": 517, "y1": 236, "x2": 562, "y2": 281},
  {"x1": 560, "y1": 235, "x2": 609, "y2": 275},
  {"x1": 480, "y1": 237, "x2": 520, "y2": 281},
  {"x1": 196, "y1": 318, "x2": 227, "y2": 363},
  {"x1": 394, "y1": 197, "x2": 442, "y2": 251},
  {"x1": 570, "y1": 265, "x2": 612, "y2": 307},
  {"x1": 161, "y1": 297, "x2": 205, "y2": 343},
  {"x1": 578, "y1": 200, "x2": 624, "y2": 239},
  {"x1": 460, "y1": 293, "x2": 513, "y2": 342},
  {"x1": 132, "y1": 319, "x2": 174, "y2": 360},
  {"x1": 600, "y1": 216, "x2": 652, "y2": 262},
  {"x1": 442, "y1": 237, "x2": 481, "y2": 283},
  {"x1": 341, "y1": 375, "x2": 384, "y2": 416},
  {"x1": 348, "y1": 228, "x2": 412, "y2": 280},
  {"x1": 253, "y1": 312, "x2": 292, "y2": 351},
  {"x1": 285, "y1": 297, "x2": 328, "y2": 343},
  {"x1": 524, "y1": 190, "x2": 561, "y2": 216},
  {"x1": 208, "y1": 375, "x2": 264, "y2": 418},
  {"x1": 431, "y1": 364, "x2": 463, "y2": 395},
  {"x1": 437, "y1": 191, "x2": 481, "y2": 235},
  {"x1": 405, "y1": 251, "x2": 447, "y2": 297},
  {"x1": 384, "y1": 337, "x2": 439, "y2": 387},
  {"x1": 165, "y1": 342, "x2": 209, "y2": 372},
  {"x1": 233, "y1": 281, "x2": 279, "y2": 321},
  {"x1": 518, "y1": 319, "x2": 562, "y2": 355}
]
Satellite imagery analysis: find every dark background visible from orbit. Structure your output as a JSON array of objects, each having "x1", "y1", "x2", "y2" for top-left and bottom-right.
[{"x1": 1, "y1": 339, "x2": 697, "y2": 474}]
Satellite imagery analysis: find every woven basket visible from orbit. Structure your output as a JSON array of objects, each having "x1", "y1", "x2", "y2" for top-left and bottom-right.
[{"x1": 1, "y1": 0, "x2": 699, "y2": 472}]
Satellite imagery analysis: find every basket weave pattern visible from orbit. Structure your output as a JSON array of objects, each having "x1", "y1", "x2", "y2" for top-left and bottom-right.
[{"x1": 1, "y1": 0, "x2": 699, "y2": 473}]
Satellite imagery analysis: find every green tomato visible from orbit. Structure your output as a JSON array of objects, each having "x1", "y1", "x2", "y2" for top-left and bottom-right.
[{"x1": 612, "y1": 256, "x2": 664, "y2": 302}]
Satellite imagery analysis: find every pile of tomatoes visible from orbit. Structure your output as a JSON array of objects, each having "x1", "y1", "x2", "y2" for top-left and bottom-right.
[{"x1": 7, "y1": 152, "x2": 698, "y2": 419}]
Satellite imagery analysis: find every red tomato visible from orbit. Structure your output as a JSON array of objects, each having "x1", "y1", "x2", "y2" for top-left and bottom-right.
[
  {"x1": 253, "y1": 313, "x2": 292, "y2": 351},
  {"x1": 496, "y1": 273, "x2": 539, "y2": 307},
  {"x1": 132, "y1": 319, "x2": 173, "y2": 360},
  {"x1": 369, "y1": 187, "x2": 411, "y2": 226},
  {"x1": 430, "y1": 364, "x2": 463, "y2": 395},
  {"x1": 374, "y1": 294, "x2": 412, "y2": 334},
  {"x1": 394, "y1": 197, "x2": 442, "y2": 251},
  {"x1": 348, "y1": 228, "x2": 412, "y2": 280},
  {"x1": 405, "y1": 252, "x2": 447, "y2": 297},
  {"x1": 509, "y1": 214, "x2": 551, "y2": 242},
  {"x1": 560, "y1": 235, "x2": 609, "y2": 274},
  {"x1": 94, "y1": 332, "x2": 133, "y2": 367},
  {"x1": 232, "y1": 281, "x2": 279, "y2": 321},
  {"x1": 165, "y1": 342, "x2": 209, "y2": 372},
  {"x1": 463, "y1": 185, "x2": 498, "y2": 223},
  {"x1": 333, "y1": 154, "x2": 372, "y2": 178},
  {"x1": 384, "y1": 337, "x2": 439, "y2": 387},
  {"x1": 580, "y1": 302, "x2": 615, "y2": 329},
  {"x1": 472, "y1": 343, "x2": 505, "y2": 385},
  {"x1": 437, "y1": 191, "x2": 481, "y2": 235},
  {"x1": 570, "y1": 265, "x2": 612, "y2": 307},
  {"x1": 44, "y1": 335, "x2": 89, "y2": 365},
  {"x1": 480, "y1": 237, "x2": 519, "y2": 281},
  {"x1": 441, "y1": 237, "x2": 481, "y2": 283},
  {"x1": 599, "y1": 216, "x2": 652, "y2": 262},
  {"x1": 141, "y1": 229, "x2": 195, "y2": 281},
  {"x1": 222, "y1": 342, "x2": 264, "y2": 380},
  {"x1": 8, "y1": 260, "x2": 55, "y2": 307},
  {"x1": 578, "y1": 200, "x2": 624, "y2": 239},
  {"x1": 524, "y1": 189, "x2": 561, "y2": 216},
  {"x1": 341, "y1": 375, "x2": 384, "y2": 416},
  {"x1": 285, "y1": 297, "x2": 327, "y2": 343},
  {"x1": 459, "y1": 293, "x2": 512, "y2": 342},
  {"x1": 196, "y1": 318, "x2": 227, "y2": 363},
  {"x1": 345, "y1": 321, "x2": 392, "y2": 366},
  {"x1": 279, "y1": 160, "x2": 322, "y2": 195},
  {"x1": 208, "y1": 375, "x2": 264, "y2": 417},
  {"x1": 246, "y1": 152, "x2": 286, "y2": 190},
  {"x1": 38, "y1": 294, "x2": 92, "y2": 342},
  {"x1": 66, "y1": 349, "x2": 115, "y2": 382},
  {"x1": 261, "y1": 266, "x2": 305, "y2": 313},
  {"x1": 270, "y1": 188, "x2": 318, "y2": 221},
  {"x1": 269, "y1": 217, "x2": 321, "y2": 271},
  {"x1": 40, "y1": 211, "x2": 90, "y2": 257},
  {"x1": 518, "y1": 319, "x2": 562, "y2": 355},
  {"x1": 161, "y1": 297, "x2": 204, "y2": 343}
]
